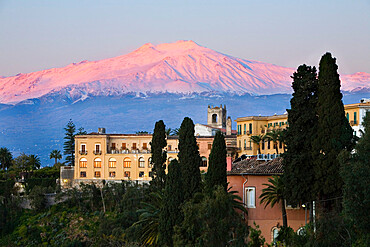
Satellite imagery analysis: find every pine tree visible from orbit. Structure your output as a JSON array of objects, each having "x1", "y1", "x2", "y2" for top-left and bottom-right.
[
  {"x1": 313, "y1": 53, "x2": 354, "y2": 209},
  {"x1": 178, "y1": 117, "x2": 201, "y2": 201},
  {"x1": 282, "y1": 64, "x2": 318, "y2": 206},
  {"x1": 159, "y1": 159, "x2": 183, "y2": 247},
  {"x1": 150, "y1": 120, "x2": 167, "y2": 191},
  {"x1": 205, "y1": 131, "x2": 227, "y2": 192},
  {"x1": 63, "y1": 119, "x2": 76, "y2": 166},
  {"x1": 340, "y1": 113, "x2": 370, "y2": 239}
]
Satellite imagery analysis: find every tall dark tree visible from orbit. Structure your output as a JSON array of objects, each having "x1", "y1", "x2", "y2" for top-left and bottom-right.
[
  {"x1": 313, "y1": 53, "x2": 354, "y2": 209},
  {"x1": 178, "y1": 117, "x2": 201, "y2": 201},
  {"x1": 340, "y1": 113, "x2": 370, "y2": 240},
  {"x1": 150, "y1": 120, "x2": 167, "y2": 191},
  {"x1": 0, "y1": 147, "x2": 13, "y2": 170},
  {"x1": 282, "y1": 64, "x2": 318, "y2": 206},
  {"x1": 159, "y1": 159, "x2": 183, "y2": 247},
  {"x1": 63, "y1": 119, "x2": 76, "y2": 166},
  {"x1": 205, "y1": 131, "x2": 227, "y2": 192}
]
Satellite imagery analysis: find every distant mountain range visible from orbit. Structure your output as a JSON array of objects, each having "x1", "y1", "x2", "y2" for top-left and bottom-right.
[
  {"x1": 1, "y1": 40, "x2": 369, "y2": 104},
  {"x1": 0, "y1": 40, "x2": 369, "y2": 166}
]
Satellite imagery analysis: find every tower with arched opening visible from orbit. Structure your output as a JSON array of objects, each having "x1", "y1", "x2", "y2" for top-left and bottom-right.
[{"x1": 207, "y1": 104, "x2": 227, "y2": 128}]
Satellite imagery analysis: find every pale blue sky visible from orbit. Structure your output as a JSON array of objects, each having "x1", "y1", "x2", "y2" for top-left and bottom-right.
[{"x1": 0, "y1": 0, "x2": 369, "y2": 77}]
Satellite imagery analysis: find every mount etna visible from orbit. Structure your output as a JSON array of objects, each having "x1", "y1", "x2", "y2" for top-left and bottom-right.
[{"x1": 0, "y1": 40, "x2": 369, "y2": 165}]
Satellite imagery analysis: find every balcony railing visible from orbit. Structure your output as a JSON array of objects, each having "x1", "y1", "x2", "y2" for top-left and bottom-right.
[
  {"x1": 93, "y1": 150, "x2": 102, "y2": 155},
  {"x1": 79, "y1": 150, "x2": 88, "y2": 155},
  {"x1": 108, "y1": 149, "x2": 152, "y2": 154}
]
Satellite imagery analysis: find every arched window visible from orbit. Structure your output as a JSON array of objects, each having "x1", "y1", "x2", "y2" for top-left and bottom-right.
[
  {"x1": 80, "y1": 158, "x2": 87, "y2": 168},
  {"x1": 123, "y1": 158, "x2": 131, "y2": 168},
  {"x1": 271, "y1": 227, "x2": 279, "y2": 243},
  {"x1": 200, "y1": 157, "x2": 207, "y2": 167},
  {"x1": 109, "y1": 158, "x2": 116, "y2": 168},
  {"x1": 94, "y1": 158, "x2": 101, "y2": 168},
  {"x1": 212, "y1": 114, "x2": 218, "y2": 123},
  {"x1": 148, "y1": 157, "x2": 153, "y2": 168},
  {"x1": 138, "y1": 157, "x2": 145, "y2": 168}
]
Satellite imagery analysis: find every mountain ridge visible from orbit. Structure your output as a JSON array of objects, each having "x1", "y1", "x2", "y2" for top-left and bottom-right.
[{"x1": 1, "y1": 40, "x2": 369, "y2": 104}]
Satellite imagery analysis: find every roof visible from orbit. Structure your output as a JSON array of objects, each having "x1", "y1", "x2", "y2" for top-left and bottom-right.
[{"x1": 228, "y1": 157, "x2": 283, "y2": 175}]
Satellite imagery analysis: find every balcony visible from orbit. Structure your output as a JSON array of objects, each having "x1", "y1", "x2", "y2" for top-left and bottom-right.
[
  {"x1": 244, "y1": 147, "x2": 252, "y2": 150},
  {"x1": 93, "y1": 150, "x2": 102, "y2": 155},
  {"x1": 108, "y1": 149, "x2": 152, "y2": 154},
  {"x1": 79, "y1": 150, "x2": 88, "y2": 155},
  {"x1": 350, "y1": 120, "x2": 357, "y2": 126},
  {"x1": 246, "y1": 131, "x2": 251, "y2": 135}
]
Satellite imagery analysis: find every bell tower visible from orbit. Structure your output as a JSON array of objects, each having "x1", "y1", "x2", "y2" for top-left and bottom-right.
[{"x1": 207, "y1": 104, "x2": 227, "y2": 128}]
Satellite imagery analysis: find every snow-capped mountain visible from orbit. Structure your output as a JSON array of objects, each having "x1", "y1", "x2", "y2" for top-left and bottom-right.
[{"x1": 0, "y1": 40, "x2": 369, "y2": 104}]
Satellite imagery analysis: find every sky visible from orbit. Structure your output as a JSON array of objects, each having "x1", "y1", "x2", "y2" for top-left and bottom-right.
[{"x1": 0, "y1": 0, "x2": 369, "y2": 77}]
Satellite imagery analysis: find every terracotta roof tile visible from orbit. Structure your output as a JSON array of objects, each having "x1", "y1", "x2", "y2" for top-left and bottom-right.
[{"x1": 228, "y1": 157, "x2": 283, "y2": 175}]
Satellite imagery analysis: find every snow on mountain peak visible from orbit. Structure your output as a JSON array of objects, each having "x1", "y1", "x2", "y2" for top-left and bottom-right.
[{"x1": 0, "y1": 40, "x2": 369, "y2": 104}]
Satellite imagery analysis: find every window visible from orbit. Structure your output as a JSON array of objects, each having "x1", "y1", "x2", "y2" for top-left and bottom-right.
[
  {"x1": 346, "y1": 113, "x2": 349, "y2": 121},
  {"x1": 149, "y1": 171, "x2": 153, "y2": 177},
  {"x1": 94, "y1": 158, "x2": 102, "y2": 168},
  {"x1": 354, "y1": 112, "x2": 357, "y2": 124},
  {"x1": 200, "y1": 157, "x2": 207, "y2": 167},
  {"x1": 123, "y1": 158, "x2": 131, "y2": 168},
  {"x1": 208, "y1": 144, "x2": 212, "y2": 150},
  {"x1": 109, "y1": 158, "x2": 116, "y2": 168},
  {"x1": 80, "y1": 171, "x2": 86, "y2": 177},
  {"x1": 148, "y1": 157, "x2": 153, "y2": 168},
  {"x1": 249, "y1": 123, "x2": 252, "y2": 134},
  {"x1": 94, "y1": 171, "x2": 101, "y2": 178},
  {"x1": 138, "y1": 157, "x2": 145, "y2": 168},
  {"x1": 268, "y1": 140, "x2": 271, "y2": 149},
  {"x1": 239, "y1": 140, "x2": 241, "y2": 149},
  {"x1": 246, "y1": 187, "x2": 256, "y2": 208},
  {"x1": 121, "y1": 143, "x2": 126, "y2": 149},
  {"x1": 111, "y1": 143, "x2": 116, "y2": 150},
  {"x1": 143, "y1": 143, "x2": 147, "y2": 149},
  {"x1": 81, "y1": 144, "x2": 86, "y2": 153},
  {"x1": 139, "y1": 171, "x2": 144, "y2": 177},
  {"x1": 272, "y1": 227, "x2": 279, "y2": 243},
  {"x1": 109, "y1": 171, "x2": 116, "y2": 178},
  {"x1": 279, "y1": 141, "x2": 283, "y2": 149},
  {"x1": 244, "y1": 139, "x2": 247, "y2": 149},
  {"x1": 94, "y1": 144, "x2": 101, "y2": 154},
  {"x1": 262, "y1": 140, "x2": 265, "y2": 150},
  {"x1": 168, "y1": 145, "x2": 172, "y2": 151},
  {"x1": 79, "y1": 158, "x2": 87, "y2": 168},
  {"x1": 244, "y1": 124, "x2": 246, "y2": 134},
  {"x1": 124, "y1": 171, "x2": 130, "y2": 178},
  {"x1": 237, "y1": 125, "x2": 241, "y2": 135},
  {"x1": 212, "y1": 114, "x2": 217, "y2": 123},
  {"x1": 132, "y1": 143, "x2": 137, "y2": 150}
]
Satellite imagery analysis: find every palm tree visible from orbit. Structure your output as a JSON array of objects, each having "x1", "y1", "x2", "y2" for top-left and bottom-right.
[
  {"x1": 28, "y1": 154, "x2": 41, "y2": 170},
  {"x1": 259, "y1": 175, "x2": 287, "y2": 227},
  {"x1": 49, "y1": 150, "x2": 62, "y2": 165},
  {"x1": 265, "y1": 129, "x2": 282, "y2": 154},
  {"x1": 250, "y1": 135, "x2": 264, "y2": 154},
  {"x1": 0, "y1": 147, "x2": 13, "y2": 170},
  {"x1": 165, "y1": 128, "x2": 172, "y2": 137},
  {"x1": 133, "y1": 191, "x2": 163, "y2": 246}
]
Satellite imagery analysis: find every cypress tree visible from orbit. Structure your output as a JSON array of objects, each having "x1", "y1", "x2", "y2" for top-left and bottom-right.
[
  {"x1": 159, "y1": 159, "x2": 184, "y2": 247},
  {"x1": 340, "y1": 113, "x2": 370, "y2": 240},
  {"x1": 150, "y1": 120, "x2": 167, "y2": 191},
  {"x1": 282, "y1": 64, "x2": 318, "y2": 206},
  {"x1": 178, "y1": 117, "x2": 201, "y2": 201},
  {"x1": 63, "y1": 119, "x2": 76, "y2": 166},
  {"x1": 205, "y1": 131, "x2": 227, "y2": 192},
  {"x1": 313, "y1": 53, "x2": 354, "y2": 209}
]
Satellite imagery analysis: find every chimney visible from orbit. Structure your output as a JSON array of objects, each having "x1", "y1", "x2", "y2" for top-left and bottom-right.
[
  {"x1": 98, "y1": 128, "x2": 106, "y2": 134},
  {"x1": 226, "y1": 117, "x2": 232, "y2": 135}
]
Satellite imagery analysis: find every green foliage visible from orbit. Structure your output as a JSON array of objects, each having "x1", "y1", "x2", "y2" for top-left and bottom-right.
[
  {"x1": 159, "y1": 159, "x2": 184, "y2": 247},
  {"x1": 12, "y1": 153, "x2": 41, "y2": 172},
  {"x1": 259, "y1": 175, "x2": 287, "y2": 227},
  {"x1": 247, "y1": 222, "x2": 265, "y2": 247},
  {"x1": 250, "y1": 135, "x2": 264, "y2": 154},
  {"x1": 313, "y1": 53, "x2": 354, "y2": 209},
  {"x1": 63, "y1": 119, "x2": 76, "y2": 166},
  {"x1": 150, "y1": 120, "x2": 167, "y2": 191},
  {"x1": 283, "y1": 64, "x2": 318, "y2": 205},
  {"x1": 28, "y1": 185, "x2": 49, "y2": 211},
  {"x1": 49, "y1": 150, "x2": 62, "y2": 166},
  {"x1": 25, "y1": 177, "x2": 56, "y2": 194},
  {"x1": 174, "y1": 186, "x2": 247, "y2": 247},
  {"x1": 178, "y1": 117, "x2": 201, "y2": 201},
  {"x1": 340, "y1": 112, "x2": 370, "y2": 243},
  {"x1": 0, "y1": 147, "x2": 13, "y2": 170},
  {"x1": 205, "y1": 131, "x2": 227, "y2": 192},
  {"x1": 264, "y1": 129, "x2": 283, "y2": 154}
]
